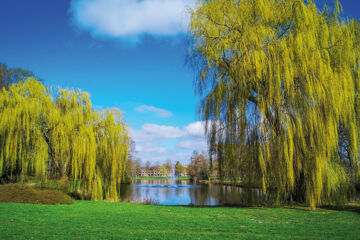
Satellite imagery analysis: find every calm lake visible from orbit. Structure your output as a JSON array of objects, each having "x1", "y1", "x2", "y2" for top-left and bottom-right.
[{"x1": 119, "y1": 179, "x2": 266, "y2": 206}]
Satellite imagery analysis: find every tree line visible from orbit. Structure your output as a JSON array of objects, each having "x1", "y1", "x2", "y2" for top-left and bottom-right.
[{"x1": 126, "y1": 158, "x2": 188, "y2": 177}]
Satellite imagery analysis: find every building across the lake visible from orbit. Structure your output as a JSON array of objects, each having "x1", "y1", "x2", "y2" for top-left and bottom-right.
[
  {"x1": 136, "y1": 167, "x2": 167, "y2": 177},
  {"x1": 134, "y1": 166, "x2": 188, "y2": 177}
]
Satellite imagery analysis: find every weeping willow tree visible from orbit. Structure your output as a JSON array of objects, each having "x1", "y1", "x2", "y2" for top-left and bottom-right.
[
  {"x1": 189, "y1": 0, "x2": 360, "y2": 209},
  {"x1": 0, "y1": 79, "x2": 52, "y2": 182},
  {"x1": 0, "y1": 79, "x2": 130, "y2": 200}
]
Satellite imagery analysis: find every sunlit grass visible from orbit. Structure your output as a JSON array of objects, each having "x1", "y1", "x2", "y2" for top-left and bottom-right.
[{"x1": 1, "y1": 201, "x2": 359, "y2": 239}]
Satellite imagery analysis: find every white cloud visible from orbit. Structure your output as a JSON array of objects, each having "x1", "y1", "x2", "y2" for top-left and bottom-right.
[
  {"x1": 135, "y1": 143, "x2": 167, "y2": 154},
  {"x1": 136, "y1": 105, "x2": 172, "y2": 117},
  {"x1": 135, "y1": 148, "x2": 193, "y2": 165},
  {"x1": 130, "y1": 121, "x2": 206, "y2": 143},
  {"x1": 130, "y1": 124, "x2": 185, "y2": 142},
  {"x1": 71, "y1": 0, "x2": 196, "y2": 38},
  {"x1": 183, "y1": 121, "x2": 206, "y2": 138},
  {"x1": 142, "y1": 124, "x2": 185, "y2": 138},
  {"x1": 129, "y1": 121, "x2": 208, "y2": 165},
  {"x1": 176, "y1": 139, "x2": 207, "y2": 151}
]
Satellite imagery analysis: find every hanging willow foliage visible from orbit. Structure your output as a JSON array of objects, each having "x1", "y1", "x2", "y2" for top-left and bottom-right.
[
  {"x1": 189, "y1": 0, "x2": 360, "y2": 209},
  {"x1": 0, "y1": 79, "x2": 130, "y2": 201}
]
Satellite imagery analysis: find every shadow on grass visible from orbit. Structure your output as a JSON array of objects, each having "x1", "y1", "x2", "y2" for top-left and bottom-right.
[
  {"x1": 319, "y1": 203, "x2": 360, "y2": 214},
  {"x1": 138, "y1": 201, "x2": 360, "y2": 214},
  {"x1": 144, "y1": 202, "x2": 279, "y2": 209}
]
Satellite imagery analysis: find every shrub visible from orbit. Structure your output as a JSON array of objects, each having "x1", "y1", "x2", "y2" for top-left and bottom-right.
[{"x1": 0, "y1": 184, "x2": 74, "y2": 205}]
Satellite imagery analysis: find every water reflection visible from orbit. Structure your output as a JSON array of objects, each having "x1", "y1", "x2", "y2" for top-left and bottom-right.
[{"x1": 119, "y1": 179, "x2": 266, "y2": 206}]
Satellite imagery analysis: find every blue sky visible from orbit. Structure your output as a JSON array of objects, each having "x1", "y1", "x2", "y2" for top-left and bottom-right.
[{"x1": 1, "y1": 0, "x2": 359, "y2": 165}]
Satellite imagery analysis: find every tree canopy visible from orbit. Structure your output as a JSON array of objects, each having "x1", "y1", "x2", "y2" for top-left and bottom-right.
[
  {"x1": 0, "y1": 63, "x2": 36, "y2": 90},
  {"x1": 175, "y1": 161, "x2": 186, "y2": 177},
  {"x1": 0, "y1": 79, "x2": 130, "y2": 200},
  {"x1": 189, "y1": 0, "x2": 360, "y2": 208},
  {"x1": 188, "y1": 151, "x2": 209, "y2": 181}
]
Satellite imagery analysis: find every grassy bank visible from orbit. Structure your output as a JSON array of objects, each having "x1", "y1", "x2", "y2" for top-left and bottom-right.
[
  {"x1": 199, "y1": 178, "x2": 264, "y2": 189},
  {"x1": 0, "y1": 184, "x2": 74, "y2": 205},
  {"x1": 1, "y1": 201, "x2": 359, "y2": 239}
]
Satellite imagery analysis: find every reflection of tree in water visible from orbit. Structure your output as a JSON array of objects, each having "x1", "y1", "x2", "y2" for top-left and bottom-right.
[
  {"x1": 119, "y1": 184, "x2": 133, "y2": 201},
  {"x1": 188, "y1": 184, "x2": 268, "y2": 206},
  {"x1": 188, "y1": 185, "x2": 211, "y2": 205},
  {"x1": 162, "y1": 188, "x2": 171, "y2": 195},
  {"x1": 122, "y1": 179, "x2": 274, "y2": 206},
  {"x1": 214, "y1": 186, "x2": 267, "y2": 205},
  {"x1": 175, "y1": 188, "x2": 185, "y2": 198},
  {"x1": 132, "y1": 187, "x2": 146, "y2": 202},
  {"x1": 176, "y1": 180, "x2": 189, "y2": 185}
]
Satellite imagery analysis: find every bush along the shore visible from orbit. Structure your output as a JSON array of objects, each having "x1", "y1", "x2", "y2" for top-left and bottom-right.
[{"x1": 0, "y1": 184, "x2": 74, "y2": 205}]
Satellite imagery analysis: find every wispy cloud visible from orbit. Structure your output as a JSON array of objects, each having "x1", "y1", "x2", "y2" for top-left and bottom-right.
[
  {"x1": 70, "y1": 0, "x2": 196, "y2": 39},
  {"x1": 130, "y1": 124, "x2": 183, "y2": 142},
  {"x1": 136, "y1": 143, "x2": 167, "y2": 154},
  {"x1": 136, "y1": 105, "x2": 172, "y2": 117},
  {"x1": 130, "y1": 121, "x2": 206, "y2": 142},
  {"x1": 136, "y1": 150, "x2": 193, "y2": 164}
]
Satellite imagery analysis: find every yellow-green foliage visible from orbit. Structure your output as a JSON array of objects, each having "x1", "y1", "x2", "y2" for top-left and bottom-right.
[
  {"x1": 0, "y1": 79, "x2": 130, "y2": 201},
  {"x1": 189, "y1": 0, "x2": 360, "y2": 209}
]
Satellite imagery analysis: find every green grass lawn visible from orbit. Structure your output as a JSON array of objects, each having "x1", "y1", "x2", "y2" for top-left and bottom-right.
[{"x1": 1, "y1": 201, "x2": 359, "y2": 240}]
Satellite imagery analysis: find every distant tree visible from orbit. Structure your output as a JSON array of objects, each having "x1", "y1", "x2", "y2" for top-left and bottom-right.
[
  {"x1": 134, "y1": 158, "x2": 142, "y2": 175},
  {"x1": 159, "y1": 166, "x2": 168, "y2": 176},
  {"x1": 188, "y1": 151, "x2": 209, "y2": 181},
  {"x1": 0, "y1": 63, "x2": 36, "y2": 90},
  {"x1": 164, "y1": 159, "x2": 173, "y2": 175},
  {"x1": 124, "y1": 139, "x2": 136, "y2": 181},
  {"x1": 175, "y1": 161, "x2": 186, "y2": 177},
  {"x1": 145, "y1": 161, "x2": 151, "y2": 170},
  {"x1": 153, "y1": 161, "x2": 161, "y2": 168}
]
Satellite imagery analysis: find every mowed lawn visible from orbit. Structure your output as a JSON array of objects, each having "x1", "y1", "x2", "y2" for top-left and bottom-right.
[{"x1": 1, "y1": 201, "x2": 359, "y2": 240}]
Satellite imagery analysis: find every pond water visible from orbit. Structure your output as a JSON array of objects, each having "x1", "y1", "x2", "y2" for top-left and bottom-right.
[{"x1": 119, "y1": 179, "x2": 266, "y2": 206}]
